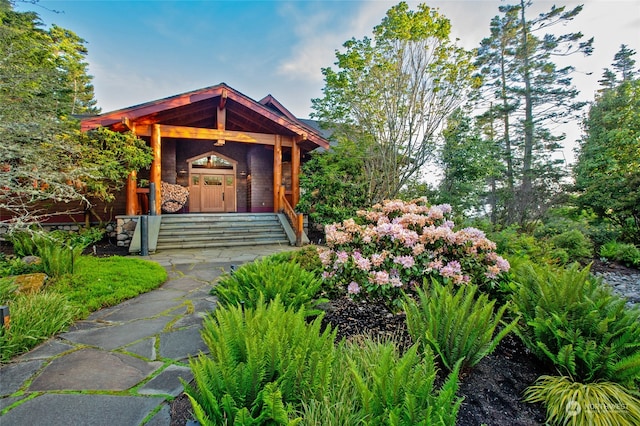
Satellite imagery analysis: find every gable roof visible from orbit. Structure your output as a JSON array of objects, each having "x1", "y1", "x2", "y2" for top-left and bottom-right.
[{"x1": 80, "y1": 83, "x2": 329, "y2": 151}]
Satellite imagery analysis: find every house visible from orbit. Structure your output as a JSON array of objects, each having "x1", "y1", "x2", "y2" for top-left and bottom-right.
[{"x1": 80, "y1": 83, "x2": 330, "y2": 248}]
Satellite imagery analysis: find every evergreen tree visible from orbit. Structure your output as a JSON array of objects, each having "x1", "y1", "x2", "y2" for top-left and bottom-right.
[
  {"x1": 437, "y1": 108, "x2": 501, "y2": 217},
  {"x1": 474, "y1": 0, "x2": 592, "y2": 225},
  {"x1": 575, "y1": 49, "x2": 639, "y2": 243}
]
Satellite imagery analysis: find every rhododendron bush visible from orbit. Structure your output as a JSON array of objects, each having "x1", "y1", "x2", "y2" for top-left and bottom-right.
[{"x1": 318, "y1": 198, "x2": 510, "y2": 310}]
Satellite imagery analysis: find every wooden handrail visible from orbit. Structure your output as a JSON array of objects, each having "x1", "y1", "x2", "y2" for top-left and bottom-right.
[{"x1": 279, "y1": 185, "x2": 303, "y2": 246}]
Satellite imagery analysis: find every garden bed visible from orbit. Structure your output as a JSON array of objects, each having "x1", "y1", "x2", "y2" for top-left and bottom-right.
[{"x1": 169, "y1": 297, "x2": 551, "y2": 426}]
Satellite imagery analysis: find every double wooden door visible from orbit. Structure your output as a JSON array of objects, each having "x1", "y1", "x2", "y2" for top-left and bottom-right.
[{"x1": 189, "y1": 173, "x2": 236, "y2": 212}]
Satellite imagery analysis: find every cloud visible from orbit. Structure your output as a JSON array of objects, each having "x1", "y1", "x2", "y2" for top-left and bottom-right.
[{"x1": 276, "y1": 1, "x2": 391, "y2": 83}]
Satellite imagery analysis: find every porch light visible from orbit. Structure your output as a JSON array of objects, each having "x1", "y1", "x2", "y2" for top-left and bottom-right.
[{"x1": 239, "y1": 170, "x2": 247, "y2": 177}]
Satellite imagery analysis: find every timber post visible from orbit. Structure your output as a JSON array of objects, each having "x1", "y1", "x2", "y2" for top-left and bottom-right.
[
  {"x1": 273, "y1": 135, "x2": 282, "y2": 212},
  {"x1": 150, "y1": 124, "x2": 162, "y2": 215}
]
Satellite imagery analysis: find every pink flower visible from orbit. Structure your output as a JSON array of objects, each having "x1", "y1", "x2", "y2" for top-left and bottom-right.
[
  {"x1": 371, "y1": 253, "x2": 386, "y2": 267},
  {"x1": 335, "y1": 251, "x2": 349, "y2": 264},
  {"x1": 496, "y1": 256, "x2": 510, "y2": 272},
  {"x1": 353, "y1": 255, "x2": 372, "y2": 271},
  {"x1": 348, "y1": 281, "x2": 361, "y2": 294},
  {"x1": 318, "y1": 248, "x2": 333, "y2": 266},
  {"x1": 393, "y1": 255, "x2": 415, "y2": 269},
  {"x1": 369, "y1": 271, "x2": 390, "y2": 285},
  {"x1": 390, "y1": 276, "x2": 403, "y2": 287},
  {"x1": 412, "y1": 243, "x2": 425, "y2": 256},
  {"x1": 440, "y1": 261, "x2": 462, "y2": 278}
]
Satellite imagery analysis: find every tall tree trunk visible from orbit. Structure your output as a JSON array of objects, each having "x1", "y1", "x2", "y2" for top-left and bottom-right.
[{"x1": 518, "y1": 0, "x2": 535, "y2": 225}]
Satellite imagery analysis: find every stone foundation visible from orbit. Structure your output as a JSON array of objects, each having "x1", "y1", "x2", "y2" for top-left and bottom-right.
[
  {"x1": 115, "y1": 216, "x2": 140, "y2": 248},
  {"x1": 0, "y1": 222, "x2": 116, "y2": 240}
]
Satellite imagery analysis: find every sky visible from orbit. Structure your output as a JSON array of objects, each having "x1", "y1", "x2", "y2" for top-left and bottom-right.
[{"x1": 16, "y1": 0, "x2": 640, "y2": 163}]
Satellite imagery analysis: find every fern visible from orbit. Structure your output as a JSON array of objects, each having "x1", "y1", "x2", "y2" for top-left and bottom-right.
[
  {"x1": 346, "y1": 340, "x2": 462, "y2": 426},
  {"x1": 511, "y1": 261, "x2": 640, "y2": 389},
  {"x1": 184, "y1": 296, "x2": 336, "y2": 425},
  {"x1": 404, "y1": 279, "x2": 518, "y2": 371},
  {"x1": 212, "y1": 257, "x2": 327, "y2": 316}
]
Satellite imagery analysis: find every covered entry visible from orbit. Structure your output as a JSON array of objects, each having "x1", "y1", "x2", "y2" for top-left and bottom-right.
[{"x1": 188, "y1": 153, "x2": 236, "y2": 212}]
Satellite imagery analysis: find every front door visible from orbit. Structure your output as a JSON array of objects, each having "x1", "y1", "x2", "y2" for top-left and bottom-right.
[{"x1": 189, "y1": 173, "x2": 236, "y2": 212}]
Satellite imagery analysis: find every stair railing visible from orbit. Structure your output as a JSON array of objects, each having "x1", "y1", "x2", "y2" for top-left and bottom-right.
[{"x1": 278, "y1": 185, "x2": 303, "y2": 246}]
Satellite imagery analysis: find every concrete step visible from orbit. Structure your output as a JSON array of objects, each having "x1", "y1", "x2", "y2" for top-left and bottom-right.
[{"x1": 155, "y1": 213, "x2": 291, "y2": 250}]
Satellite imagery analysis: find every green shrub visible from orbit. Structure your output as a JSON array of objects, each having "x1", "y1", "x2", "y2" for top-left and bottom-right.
[
  {"x1": 0, "y1": 255, "x2": 44, "y2": 277},
  {"x1": 7, "y1": 228, "x2": 106, "y2": 277},
  {"x1": 268, "y1": 246, "x2": 323, "y2": 275},
  {"x1": 320, "y1": 199, "x2": 510, "y2": 312},
  {"x1": 511, "y1": 261, "x2": 640, "y2": 388},
  {"x1": 212, "y1": 257, "x2": 326, "y2": 316},
  {"x1": 550, "y1": 229, "x2": 593, "y2": 262},
  {"x1": 489, "y1": 225, "x2": 550, "y2": 263},
  {"x1": 7, "y1": 231, "x2": 39, "y2": 257},
  {"x1": 0, "y1": 291, "x2": 78, "y2": 362},
  {"x1": 600, "y1": 241, "x2": 640, "y2": 267},
  {"x1": 404, "y1": 279, "x2": 517, "y2": 371},
  {"x1": 524, "y1": 375, "x2": 640, "y2": 426},
  {"x1": 184, "y1": 296, "x2": 336, "y2": 425},
  {"x1": 345, "y1": 339, "x2": 462, "y2": 425}
]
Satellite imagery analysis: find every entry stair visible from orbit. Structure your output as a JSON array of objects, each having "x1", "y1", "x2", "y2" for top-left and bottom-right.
[{"x1": 153, "y1": 213, "x2": 294, "y2": 251}]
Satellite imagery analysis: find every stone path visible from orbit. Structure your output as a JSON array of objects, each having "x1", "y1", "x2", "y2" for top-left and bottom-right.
[{"x1": 0, "y1": 244, "x2": 294, "y2": 426}]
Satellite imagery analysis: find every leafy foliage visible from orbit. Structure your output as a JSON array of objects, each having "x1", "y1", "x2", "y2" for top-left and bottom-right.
[
  {"x1": 297, "y1": 139, "x2": 370, "y2": 227},
  {"x1": 524, "y1": 375, "x2": 640, "y2": 426},
  {"x1": 510, "y1": 261, "x2": 640, "y2": 388},
  {"x1": 342, "y1": 339, "x2": 462, "y2": 425},
  {"x1": 8, "y1": 228, "x2": 105, "y2": 277},
  {"x1": 549, "y1": 229, "x2": 593, "y2": 263},
  {"x1": 212, "y1": 257, "x2": 326, "y2": 316},
  {"x1": 312, "y1": 1, "x2": 474, "y2": 204},
  {"x1": 184, "y1": 297, "x2": 336, "y2": 425},
  {"x1": 437, "y1": 108, "x2": 501, "y2": 217},
  {"x1": 0, "y1": 291, "x2": 78, "y2": 362},
  {"x1": 0, "y1": 2, "x2": 152, "y2": 230},
  {"x1": 599, "y1": 241, "x2": 640, "y2": 268},
  {"x1": 0, "y1": 254, "x2": 43, "y2": 276},
  {"x1": 269, "y1": 244, "x2": 322, "y2": 275},
  {"x1": 319, "y1": 198, "x2": 510, "y2": 311},
  {"x1": 575, "y1": 70, "x2": 640, "y2": 243},
  {"x1": 404, "y1": 279, "x2": 517, "y2": 371}
]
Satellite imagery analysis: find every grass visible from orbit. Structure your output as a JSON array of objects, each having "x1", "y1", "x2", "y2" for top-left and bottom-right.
[
  {"x1": 1, "y1": 255, "x2": 167, "y2": 361},
  {"x1": 49, "y1": 256, "x2": 167, "y2": 317}
]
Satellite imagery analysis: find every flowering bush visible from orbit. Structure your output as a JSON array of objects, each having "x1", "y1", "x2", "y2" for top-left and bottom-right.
[{"x1": 318, "y1": 198, "x2": 510, "y2": 311}]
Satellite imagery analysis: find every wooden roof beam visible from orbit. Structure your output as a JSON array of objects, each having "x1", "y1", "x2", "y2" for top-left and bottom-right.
[{"x1": 134, "y1": 124, "x2": 293, "y2": 147}]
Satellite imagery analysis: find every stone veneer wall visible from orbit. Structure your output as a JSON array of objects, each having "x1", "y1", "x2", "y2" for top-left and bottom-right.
[
  {"x1": 115, "y1": 215, "x2": 139, "y2": 247},
  {"x1": 0, "y1": 222, "x2": 117, "y2": 240}
]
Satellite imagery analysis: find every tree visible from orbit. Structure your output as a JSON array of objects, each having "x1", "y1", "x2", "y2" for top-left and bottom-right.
[
  {"x1": 574, "y1": 50, "x2": 640, "y2": 243},
  {"x1": 0, "y1": 0, "x2": 151, "y2": 230},
  {"x1": 297, "y1": 138, "x2": 369, "y2": 227},
  {"x1": 599, "y1": 44, "x2": 636, "y2": 90},
  {"x1": 474, "y1": 0, "x2": 593, "y2": 225},
  {"x1": 312, "y1": 2, "x2": 475, "y2": 205},
  {"x1": 437, "y1": 108, "x2": 501, "y2": 217}
]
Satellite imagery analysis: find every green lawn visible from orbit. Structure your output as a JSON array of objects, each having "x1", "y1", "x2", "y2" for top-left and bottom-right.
[{"x1": 1, "y1": 255, "x2": 167, "y2": 362}]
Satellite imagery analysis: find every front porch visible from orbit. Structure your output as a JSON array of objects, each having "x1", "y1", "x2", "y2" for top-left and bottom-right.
[{"x1": 81, "y1": 84, "x2": 330, "y2": 247}]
